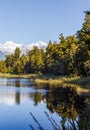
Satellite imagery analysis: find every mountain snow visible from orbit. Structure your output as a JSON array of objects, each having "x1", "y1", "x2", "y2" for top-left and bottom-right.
[
  {"x1": 0, "y1": 41, "x2": 22, "y2": 54},
  {"x1": 0, "y1": 41, "x2": 47, "y2": 59}
]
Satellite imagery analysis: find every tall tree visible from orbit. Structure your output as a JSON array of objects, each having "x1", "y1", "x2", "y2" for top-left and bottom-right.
[
  {"x1": 13, "y1": 60, "x2": 23, "y2": 74},
  {"x1": 28, "y1": 46, "x2": 44, "y2": 73},
  {"x1": 75, "y1": 11, "x2": 90, "y2": 76},
  {"x1": 0, "y1": 61, "x2": 7, "y2": 73},
  {"x1": 44, "y1": 42, "x2": 59, "y2": 74},
  {"x1": 77, "y1": 11, "x2": 90, "y2": 44},
  {"x1": 14, "y1": 47, "x2": 21, "y2": 60}
]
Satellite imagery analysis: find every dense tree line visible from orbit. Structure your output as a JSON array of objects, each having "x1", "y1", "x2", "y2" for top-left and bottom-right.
[{"x1": 0, "y1": 11, "x2": 90, "y2": 76}]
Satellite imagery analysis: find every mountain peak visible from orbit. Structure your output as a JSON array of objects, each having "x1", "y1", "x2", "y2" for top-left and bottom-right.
[{"x1": 0, "y1": 41, "x2": 47, "y2": 60}]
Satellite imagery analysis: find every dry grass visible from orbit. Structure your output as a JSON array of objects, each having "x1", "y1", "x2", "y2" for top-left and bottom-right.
[
  {"x1": 0, "y1": 73, "x2": 90, "y2": 96},
  {"x1": 0, "y1": 73, "x2": 37, "y2": 78},
  {"x1": 34, "y1": 76, "x2": 90, "y2": 95},
  {"x1": 34, "y1": 76, "x2": 90, "y2": 85},
  {"x1": 65, "y1": 76, "x2": 90, "y2": 85},
  {"x1": 0, "y1": 73, "x2": 90, "y2": 86},
  {"x1": 35, "y1": 78, "x2": 63, "y2": 84}
]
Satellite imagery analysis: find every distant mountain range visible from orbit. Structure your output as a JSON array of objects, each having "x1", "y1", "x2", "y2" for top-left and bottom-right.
[{"x1": 0, "y1": 41, "x2": 47, "y2": 60}]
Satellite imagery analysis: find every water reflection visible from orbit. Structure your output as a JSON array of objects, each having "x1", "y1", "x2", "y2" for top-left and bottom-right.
[
  {"x1": 45, "y1": 86, "x2": 90, "y2": 130},
  {"x1": 0, "y1": 78, "x2": 90, "y2": 130},
  {"x1": 0, "y1": 78, "x2": 48, "y2": 106},
  {"x1": 29, "y1": 84, "x2": 90, "y2": 130},
  {"x1": 0, "y1": 87, "x2": 30, "y2": 105},
  {"x1": 0, "y1": 78, "x2": 34, "y2": 87}
]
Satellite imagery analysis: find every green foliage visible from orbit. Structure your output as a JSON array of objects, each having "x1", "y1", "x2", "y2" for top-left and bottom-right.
[
  {"x1": 28, "y1": 46, "x2": 44, "y2": 73},
  {"x1": 77, "y1": 11, "x2": 90, "y2": 42},
  {"x1": 0, "y1": 61, "x2": 7, "y2": 73},
  {"x1": 20, "y1": 55, "x2": 29, "y2": 73},
  {"x1": 5, "y1": 54, "x2": 14, "y2": 67},
  {"x1": 14, "y1": 47, "x2": 21, "y2": 60},
  {"x1": 44, "y1": 42, "x2": 58, "y2": 74},
  {"x1": 75, "y1": 11, "x2": 90, "y2": 76},
  {"x1": 0, "y1": 11, "x2": 90, "y2": 76},
  {"x1": 13, "y1": 60, "x2": 23, "y2": 74},
  {"x1": 84, "y1": 60, "x2": 90, "y2": 76}
]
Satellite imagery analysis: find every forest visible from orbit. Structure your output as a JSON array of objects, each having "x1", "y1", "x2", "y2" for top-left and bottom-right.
[{"x1": 0, "y1": 11, "x2": 90, "y2": 77}]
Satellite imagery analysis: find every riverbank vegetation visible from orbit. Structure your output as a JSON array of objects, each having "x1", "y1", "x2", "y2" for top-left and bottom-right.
[
  {"x1": 34, "y1": 76, "x2": 90, "y2": 86},
  {"x1": 0, "y1": 73, "x2": 37, "y2": 78},
  {"x1": 0, "y1": 72, "x2": 89, "y2": 89},
  {"x1": 0, "y1": 11, "x2": 90, "y2": 85}
]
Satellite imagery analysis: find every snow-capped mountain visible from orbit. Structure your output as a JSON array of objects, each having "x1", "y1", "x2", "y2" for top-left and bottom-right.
[
  {"x1": 0, "y1": 41, "x2": 22, "y2": 54},
  {"x1": 0, "y1": 41, "x2": 47, "y2": 60},
  {"x1": 22, "y1": 41, "x2": 47, "y2": 54}
]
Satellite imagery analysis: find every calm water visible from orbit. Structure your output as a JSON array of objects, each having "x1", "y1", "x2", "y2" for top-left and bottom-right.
[{"x1": 0, "y1": 78, "x2": 90, "y2": 130}]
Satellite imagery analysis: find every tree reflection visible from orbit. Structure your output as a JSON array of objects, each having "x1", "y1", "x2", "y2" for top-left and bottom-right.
[
  {"x1": 6, "y1": 79, "x2": 22, "y2": 87},
  {"x1": 33, "y1": 92, "x2": 45, "y2": 106},
  {"x1": 46, "y1": 86, "x2": 90, "y2": 129},
  {"x1": 15, "y1": 80, "x2": 21, "y2": 87},
  {"x1": 15, "y1": 92, "x2": 21, "y2": 104},
  {"x1": 29, "y1": 84, "x2": 90, "y2": 129}
]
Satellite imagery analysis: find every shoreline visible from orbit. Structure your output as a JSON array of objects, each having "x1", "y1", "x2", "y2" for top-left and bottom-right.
[
  {"x1": 34, "y1": 75, "x2": 90, "y2": 86},
  {"x1": 0, "y1": 73, "x2": 90, "y2": 96},
  {"x1": 0, "y1": 73, "x2": 90, "y2": 85},
  {"x1": 0, "y1": 73, "x2": 37, "y2": 78}
]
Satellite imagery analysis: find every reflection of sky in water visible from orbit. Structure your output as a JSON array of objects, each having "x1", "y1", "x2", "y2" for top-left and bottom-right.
[
  {"x1": 0, "y1": 78, "x2": 89, "y2": 130},
  {"x1": 0, "y1": 78, "x2": 61, "y2": 130},
  {"x1": 0, "y1": 78, "x2": 34, "y2": 87},
  {"x1": 0, "y1": 78, "x2": 49, "y2": 106},
  {"x1": 0, "y1": 86, "x2": 48, "y2": 106}
]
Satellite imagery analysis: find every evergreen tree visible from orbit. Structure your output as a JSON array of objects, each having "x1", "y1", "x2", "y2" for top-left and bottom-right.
[
  {"x1": 75, "y1": 11, "x2": 90, "y2": 76},
  {"x1": 28, "y1": 46, "x2": 44, "y2": 73},
  {"x1": 14, "y1": 47, "x2": 21, "y2": 60},
  {"x1": 0, "y1": 61, "x2": 7, "y2": 73}
]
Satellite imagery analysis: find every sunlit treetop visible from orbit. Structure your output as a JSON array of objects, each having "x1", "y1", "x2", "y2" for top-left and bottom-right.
[{"x1": 84, "y1": 10, "x2": 90, "y2": 15}]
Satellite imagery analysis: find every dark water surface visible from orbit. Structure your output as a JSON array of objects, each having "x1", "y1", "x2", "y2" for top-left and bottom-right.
[{"x1": 0, "y1": 78, "x2": 90, "y2": 130}]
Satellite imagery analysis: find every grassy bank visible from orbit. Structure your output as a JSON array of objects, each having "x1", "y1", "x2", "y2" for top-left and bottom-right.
[
  {"x1": 0, "y1": 73, "x2": 37, "y2": 78},
  {"x1": 0, "y1": 73, "x2": 90, "y2": 87},
  {"x1": 0, "y1": 73, "x2": 90, "y2": 95},
  {"x1": 34, "y1": 76, "x2": 90, "y2": 86},
  {"x1": 34, "y1": 76, "x2": 90, "y2": 96},
  {"x1": 0, "y1": 73, "x2": 90, "y2": 85}
]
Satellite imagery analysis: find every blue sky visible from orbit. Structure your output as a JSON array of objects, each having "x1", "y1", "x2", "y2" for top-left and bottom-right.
[{"x1": 0, "y1": 0, "x2": 90, "y2": 44}]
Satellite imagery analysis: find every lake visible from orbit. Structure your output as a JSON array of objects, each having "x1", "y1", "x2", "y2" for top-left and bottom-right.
[{"x1": 0, "y1": 78, "x2": 90, "y2": 130}]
